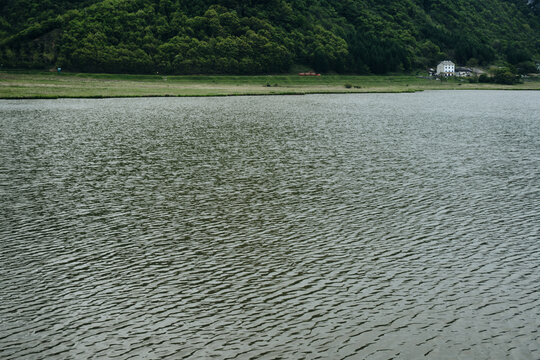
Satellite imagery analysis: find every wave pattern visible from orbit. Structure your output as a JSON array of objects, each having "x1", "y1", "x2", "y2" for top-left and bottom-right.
[{"x1": 1, "y1": 91, "x2": 539, "y2": 359}]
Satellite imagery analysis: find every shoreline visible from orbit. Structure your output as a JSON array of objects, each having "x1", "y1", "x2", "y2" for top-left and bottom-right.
[
  {"x1": 1, "y1": 71, "x2": 539, "y2": 99},
  {"x1": 0, "y1": 89, "x2": 423, "y2": 100},
  {"x1": 4, "y1": 88, "x2": 540, "y2": 100}
]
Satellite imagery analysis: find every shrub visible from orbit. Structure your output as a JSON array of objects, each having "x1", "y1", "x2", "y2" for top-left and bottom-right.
[
  {"x1": 516, "y1": 61, "x2": 538, "y2": 74},
  {"x1": 493, "y1": 68, "x2": 520, "y2": 84},
  {"x1": 478, "y1": 74, "x2": 491, "y2": 83}
]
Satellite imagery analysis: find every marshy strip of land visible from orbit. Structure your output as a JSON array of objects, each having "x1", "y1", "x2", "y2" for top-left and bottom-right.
[{"x1": 1, "y1": 71, "x2": 539, "y2": 99}]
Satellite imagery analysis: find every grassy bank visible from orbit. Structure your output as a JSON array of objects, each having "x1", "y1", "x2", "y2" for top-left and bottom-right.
[{"x1": 1, "y1": 71, "x2": 539, "y2": 99}]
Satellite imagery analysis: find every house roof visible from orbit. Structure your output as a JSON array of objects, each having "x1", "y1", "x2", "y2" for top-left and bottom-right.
[{"x1": 439, "y1": 60, "x2": 455, "y2": 66}]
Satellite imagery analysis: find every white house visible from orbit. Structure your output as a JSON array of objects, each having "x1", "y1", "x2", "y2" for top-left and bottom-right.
[{"x1": 436, "y1": 60, "x2": 455, "y2": 76}]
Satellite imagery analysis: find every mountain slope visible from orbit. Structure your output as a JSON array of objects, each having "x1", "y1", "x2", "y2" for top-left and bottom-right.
[{"x1": 1, "y1": 0, "x2": 538, "y2": 74}]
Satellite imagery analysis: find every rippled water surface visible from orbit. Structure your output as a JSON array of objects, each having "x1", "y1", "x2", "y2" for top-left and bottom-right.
[{"x1": 1, "y1": 91, "x2": 539, "y2": 359}]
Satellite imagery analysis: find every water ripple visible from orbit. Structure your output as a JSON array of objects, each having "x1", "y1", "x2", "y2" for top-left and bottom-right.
[{"x1": 1, "y1": 91, "x2": 539, "y2": 359}]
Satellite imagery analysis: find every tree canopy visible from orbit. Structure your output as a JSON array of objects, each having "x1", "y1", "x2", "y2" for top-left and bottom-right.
[{"x1": 1, "y1": 0, "x2": 538, "y2": 74}]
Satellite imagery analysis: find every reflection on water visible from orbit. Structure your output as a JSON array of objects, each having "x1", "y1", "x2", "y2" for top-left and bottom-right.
[{"x1": 1, "y1": 91, "x2": 539, "y2": 359}]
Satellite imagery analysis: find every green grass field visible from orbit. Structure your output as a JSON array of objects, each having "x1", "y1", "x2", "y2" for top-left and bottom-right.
[{"x1": 1, "y1": 71, "x2": 539, "y2": 99}]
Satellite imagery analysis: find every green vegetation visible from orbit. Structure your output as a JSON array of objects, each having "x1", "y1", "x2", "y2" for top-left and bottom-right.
[
  {"x1": 0, "y1": 0, "x2": 539, "y2": 75},
  {"x1": 1, "y1": 71, "x2": 539, "y2": 99},
  {"x1": 477, "y1": 68, "x2": 521, "y2": 85}
]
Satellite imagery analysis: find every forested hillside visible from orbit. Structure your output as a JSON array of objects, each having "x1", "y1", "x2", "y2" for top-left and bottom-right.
[{"x1": 1, "y1": 0, "x2": 539, "y2": 74}]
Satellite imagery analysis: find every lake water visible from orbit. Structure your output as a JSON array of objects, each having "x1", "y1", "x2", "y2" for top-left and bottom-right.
[{"x1": 1, "y1": 91, "x2": 539, "y2": 359}]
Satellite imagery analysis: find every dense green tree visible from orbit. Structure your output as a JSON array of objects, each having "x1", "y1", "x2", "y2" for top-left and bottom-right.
[
  {"x1": 1, "y1": 0, "x2": 538, "y2": 74},
  {"x1": 493, "y1": 68, "x2": 521, "y2": 84}
]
